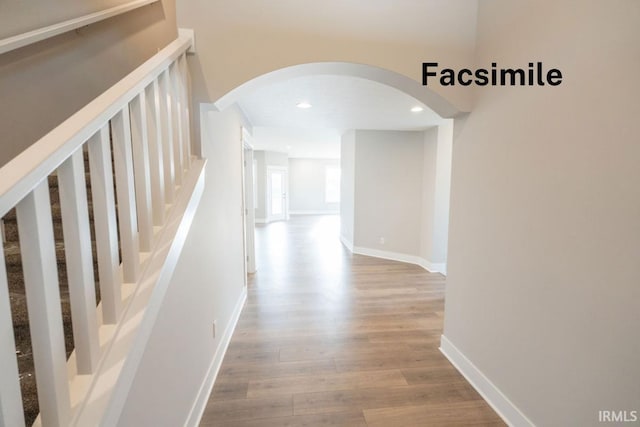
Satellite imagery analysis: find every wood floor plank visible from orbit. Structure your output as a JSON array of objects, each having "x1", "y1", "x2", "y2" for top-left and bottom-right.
[
  {"x1": 216, "y1": 359, "x2": 337, "y2": 384},
  {"x1": 199, "y1": 215, "x2": 504, "y2": 426},
  {"x1": 278, "y1": 342, "x2": 413, "y2": 363},
  {"x1": 206, "y1": 410, "x2": 368, "y2": 427},
  {"x1": 247, "y1": 369, "x2": 408, "y2": 399},
  {"x1": 293, "y1": 382, "x2": 479, "y2": 416},
  {"x1": 334, "y1": 349, "x2": 446, "y2": 372},
  {"x1": 201, "y1": 396, "x2": 292, "y2": 424},
  {"x1": 363, "y1": 400, "x2": 505, "y2": 426}
]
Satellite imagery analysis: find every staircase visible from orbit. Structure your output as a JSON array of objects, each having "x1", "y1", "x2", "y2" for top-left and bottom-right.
[
  {"x1": 3, "y1": 152, "x2": 103, "y2": 425},
  {"x1": 0, "y1": 35, "x2": 204, "y2": 427}
]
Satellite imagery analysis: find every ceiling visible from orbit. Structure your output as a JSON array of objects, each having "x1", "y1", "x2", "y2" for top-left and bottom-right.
[{"x1": 237, "y1": 75, "x2": 445, "y2": 158}]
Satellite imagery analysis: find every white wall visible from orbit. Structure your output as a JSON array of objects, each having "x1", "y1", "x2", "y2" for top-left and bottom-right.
[
  {"x1": 118, "y1": 105, "x2": 247, "y2": 426},
  {"x1": 443, "y1": 1, "x2": 640, "y2": 426},
  {"x1": 176, "y1": 0, "x2": 478, "y2": 112},
  {"x1": 0, "y1": 0, "x2": 177, "y2": 166},
  {"x1": 289, "y1": 158, "x2": 340, "y2": 214},
  {"x1": 340, "y1": 131, "x2": 356, "y2": 247},
  {"x1": 353, "y1": 130, "x2": 424, "y2": 256}
]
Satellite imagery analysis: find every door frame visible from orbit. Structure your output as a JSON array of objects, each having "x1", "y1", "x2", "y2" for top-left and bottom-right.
[{"x1": 241, "y1": 128, "x2": 256, "y2": 276}]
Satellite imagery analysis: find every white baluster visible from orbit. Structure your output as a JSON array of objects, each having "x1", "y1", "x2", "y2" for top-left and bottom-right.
[
  {"x1": 16, "y1": 181, "x2": 70, "y2": 427},
  {"x1": 0, "y1": 244, "x2": 25, "y2": 427},
  {"x1": 170, "y1": 62, "x2": 184, "y2": 185},
  {"x1": 159, "y1": 69, "x2": 175, "y2": 202},
  {"x1": 146, "y1": 81, "x2": 165, "y2": 226},
  {"x1": 88, "y1": 127, "x2": 122, "y2": 324},
  {"x1": 129, "y1": 93, "x2": 153, "y2": 252},
  {"x1": 178, "y1": 53, "x2": 192, "y2": 167},
  {"x1": 58, "y1": 149, "x2": 100, "y2": 374},
  {"x1": 111, "y1": 109, "x2": 140, "y2": 283}
]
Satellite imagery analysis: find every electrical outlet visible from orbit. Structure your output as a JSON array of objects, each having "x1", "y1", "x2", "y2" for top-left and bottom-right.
[
  {"x1": 379, "y1": 237, "x2": 385, "y2": 245},
  {"x1": 212, "y1": 320, "x2": 217, "y2": 339}
]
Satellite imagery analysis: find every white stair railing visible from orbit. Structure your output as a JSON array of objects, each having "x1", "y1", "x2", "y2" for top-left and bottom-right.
[{"x1": 0, "y1": 35, "x2": 195, "y2": 427}]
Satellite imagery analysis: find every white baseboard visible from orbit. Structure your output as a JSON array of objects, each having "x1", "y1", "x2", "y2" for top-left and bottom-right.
[
  {"x1": 255, "y1": 218, "x2": 266, "y2": 224},
  {"x1": 353, "y1": 246, "x2": 422, "y2": 266},
  {"x1": 184, "y1": 287, "x2": 247, "y2": 427},
  {"x1": 439, "y1": 335, "x2": 534, "y2": 427},
  {"x1": 289, "y1": 210, "x2": 340, "y2": 215},
  {"x1": 340, "y1": 235, "x2": 354, "y2": 252},
  {"x1": 348, "y1": 245, "x2": 447, "y2": 275},
  {"x1": 416, "y1": 259, "x2": 447, "y2": 275}
]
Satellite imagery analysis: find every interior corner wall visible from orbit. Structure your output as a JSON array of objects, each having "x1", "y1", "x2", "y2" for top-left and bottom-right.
[
  {"x1": 431, "y1": 119, "x2": 453, "y2": 267},
  {"x1": 339, "y1": 131, "x2": 355, "y2": 246},
  {"x1": 289, "y1": 158, "x2": 340, "y2": 214},
  {"x1": 420, "y1": 127, "x2": 439, "y2": 263},
  {"x1": 353, "y1": 130, "x2": 424, "y2": 257},
  {"x1": 117, "y1": 105, "x2": 246, "y2": 426},
  {"x1": 0, "y1": 0, "x2": 177, "y2": 167},
  {"x1": 443, "y1": 1, "x2": 640, "y2": 426}
]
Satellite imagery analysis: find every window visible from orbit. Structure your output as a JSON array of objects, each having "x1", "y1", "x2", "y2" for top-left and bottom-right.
[{"x1": 325, "y1": 166, "x2": 341, "y2": 204}]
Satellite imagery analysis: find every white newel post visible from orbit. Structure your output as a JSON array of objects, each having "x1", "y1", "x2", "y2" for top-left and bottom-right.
[
  {"x1": 169, "y1": 62, "x2": 184, "y2": 186},
  {"x1": 58, "y1": 149, "x2": 100, "y2": 374},
  {"x1": 16, "y1": 181, "x2": 71, "y2": 427},
  {"x1": 88, "y1": 126, "x2": 123, "y2": 324},
  {"x1": 146, "y1": 80, "x2": 166, "y2": 226},
  {"x1": 112, "y1": 108, "x2": 141, "y2": 283},
  {"x1": 178, "y1": 53, "x2": 192, "y2": 168},
  {"x1": 0, "y1": 243, "x2": 25, "y2": 427},
  {"x1": 159, "y1": 69, "x2": 176, "y2": 203},
  {"x1": 130, "y1": 92, "x2": 154, "y2": 252}
]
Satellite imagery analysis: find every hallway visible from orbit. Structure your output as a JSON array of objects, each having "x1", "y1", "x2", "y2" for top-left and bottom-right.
[{"x1": 200, "y1": 215, "x2": 503, "y2": 426}]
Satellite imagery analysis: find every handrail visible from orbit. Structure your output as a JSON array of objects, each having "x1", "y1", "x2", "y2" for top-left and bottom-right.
[
  {"x1": 0, "y1": 0, "x2": 160, "y2": 56},
  {"x1": 0, "y1": 35, "x2": 191, "y2": 218},
  {"x1": 1, "y1": 33, "x2": 195, "y2": 426}
]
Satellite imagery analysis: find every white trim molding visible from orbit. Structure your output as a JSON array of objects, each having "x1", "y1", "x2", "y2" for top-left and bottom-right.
[
  {"x1": 255, "y1": 218, "x2": 267, "y2": 224},
  {"x1": 340, "y1": 235, "x2": 354, "y2": 252},
  {"x1": 184, "y1": 287, "x2": 247, "y2": 427},
  {"x1": 345, "y1": 245, "x2": 447, "y2": 275},
  {"x1": 0, "y1": 0, "x2": 159, "y2": 55},
  {"x1": 416, "y1": 259, "x2": 447, "y2": 275},
  {"x1": 289, "y1": 210, "x2": 340, "y2": 215},
  {"x1": 439, "y1": 335, "x2": 534, "y2": 427}
]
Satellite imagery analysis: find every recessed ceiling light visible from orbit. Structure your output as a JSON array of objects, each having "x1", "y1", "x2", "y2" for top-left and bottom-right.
[
  {"x1": 296, "y1": 101, "x2": 312, "y2": 109},
  {"x1": 411, "y1": 106, "x2": 424, "y2": 113}
]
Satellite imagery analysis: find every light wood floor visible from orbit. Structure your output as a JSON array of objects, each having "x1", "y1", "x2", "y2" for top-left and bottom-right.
[{"x1": 200, "y1": 215, "x2": 504, "y2": 426}]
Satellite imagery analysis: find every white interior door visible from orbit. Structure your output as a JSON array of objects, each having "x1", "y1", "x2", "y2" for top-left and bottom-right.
[{"x1": 267, "y1": 167, "x2": 287, "y2": 221}]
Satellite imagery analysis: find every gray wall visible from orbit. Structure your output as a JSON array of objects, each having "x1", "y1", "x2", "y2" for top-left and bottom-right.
[
  {"x1": 353, "y1": 130, "x2": 424, "y2": 256},
  {"x1": 340, "y1": 131, "x2": 356, "y2": 245},
  {"x1": 340, "y1": 128, "x2": 451, "y2": 270},
  {"x1": 289, "y1": 158, "x2": 340, "y2": 214},
  {"x1": 176, "y1": 0, "x2": 478, "y2": 112},
  {"x1": 444, "y1": 1, "x2": 640, "y2": 426},
  {"x1": 0, "y1": 0, "x2": 177, "y2": 166}
]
